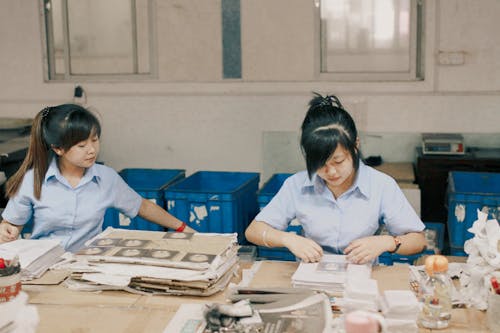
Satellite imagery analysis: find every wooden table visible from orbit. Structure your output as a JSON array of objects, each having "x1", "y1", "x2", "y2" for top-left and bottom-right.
[{"x1": 23, "y1": 261, "x2": 490, "y2": 333}]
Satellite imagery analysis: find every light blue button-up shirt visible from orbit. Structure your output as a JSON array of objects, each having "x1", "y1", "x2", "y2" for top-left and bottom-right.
[
  {"x1": 255, "y1": 162, "x2": 424, "y2": 254},
  {"x1": 2, "y1": 159, "x2": 142, "y2": 252}
]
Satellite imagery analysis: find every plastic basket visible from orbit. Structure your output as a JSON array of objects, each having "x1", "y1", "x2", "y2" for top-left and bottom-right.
[
  {"x1": 103, "y1": 168, "x2": 185, "y2": 231},
  {"x1": 447, "y1": 171, "x2": 500, "y2": 248},
  {"x1": 424, "y1": 222, "x2": 445, "y2": 253},
  {"x1": 449, "y1": 246, "x2": 467, "y2": 257},
  {"x1": 257, "y1": 173, "x2": 293, "y2": 209},
  {"x1": 164, "y1": 171, "x2": 260, "y2": 243},
  {"x1": 256, "y1": 173, "x2": 305, "y2": 260}
]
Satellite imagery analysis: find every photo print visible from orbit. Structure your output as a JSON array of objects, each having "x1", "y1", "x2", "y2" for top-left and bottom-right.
[
  {"x1": 90, "y1": 238, "x2": 121, "y2": 247},
  {"x1": 162, "y1": 232, "x2": 194, "y2": 240},
  {"x1": 77, "y1": 246, "x2": 110, "y2": 256},
  {"x1": 181, "y1": 253, "x2": 216, "y2": 264},
  {"x1": 118, "y1": 239, "x2": 151, "y2": 248},
  {"x1": 148, "y1": 249, "x2": 179, "y2": 260},
  {"x1": 114, "y1": 248, "x2": 150, "y2": 258},
  {"x1": 316, "y1": 258, "x2": 348, "y2": 273}
]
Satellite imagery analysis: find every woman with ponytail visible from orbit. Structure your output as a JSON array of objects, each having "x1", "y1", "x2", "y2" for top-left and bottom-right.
[
  {"x1": 245, "y1": 93, "x2": 426, "y2": 264},
  {"x1": 0, "y1": 104, "x2": 193, "y2": 252}
]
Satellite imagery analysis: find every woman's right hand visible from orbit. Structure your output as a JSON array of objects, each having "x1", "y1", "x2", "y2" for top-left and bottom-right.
[
  {"x1": 282, "y1": 233, "x2": 323, "y2": 263},
  {"x1": 0, "y1": 221, "x2": 20, "y2": 243}
]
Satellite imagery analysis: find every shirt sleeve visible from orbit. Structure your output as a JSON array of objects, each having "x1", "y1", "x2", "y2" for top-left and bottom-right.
[
  {"x1": 1, "y1": 173, "x2": 34, "y2": 226},
  {"x1": 380, "y1": 177, "x2": 425, "y2": 235},
  {"x1": 111, "y1": 172, "x2": 142, "y2": 218},
  {"x1": 254, "y1": 176, "x2": 298, "y2": 231}
]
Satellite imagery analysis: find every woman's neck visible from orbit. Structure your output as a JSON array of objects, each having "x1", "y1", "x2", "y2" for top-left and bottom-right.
[
  {"x1": 57, "y1": 159, "x2": 86, "y2": 187},
  {"x1": 327, "y1": 170, "x2": 356, "y2": 199}
]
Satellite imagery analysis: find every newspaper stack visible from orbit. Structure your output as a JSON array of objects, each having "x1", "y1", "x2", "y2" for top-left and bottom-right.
[
  {"x1": 0, "y1": 239, "x2": 65, "y2": 280},
  {"x1": 291, "y1": 254, "x2": 371, "y2": 296},
  {"x1": 342, "y1": 264, "x2": 378, "y2": 313},
  {"x1": 379, "y1": 290, "x2": 419, "y2": 333},
  {"x1": 55, "y1": 228, "x2": 239, "y2": 296}
]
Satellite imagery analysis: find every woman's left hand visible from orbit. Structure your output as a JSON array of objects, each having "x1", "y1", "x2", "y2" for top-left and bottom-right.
[{"x1": 344, "y1": 235, "x2": 392, "y2": 264}]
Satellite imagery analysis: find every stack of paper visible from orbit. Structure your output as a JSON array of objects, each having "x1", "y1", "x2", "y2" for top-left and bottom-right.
[
  {"x1": 291, "y1": 254, "x2": 349, "y2": 295},
  {"x1": 380, "y1": 290, "x2": 419, "y2": 333},
  {"x1": 0, "y1": 239, "x2": 65, "y2": 280},
  {"x1": 55, "y1": 228, "x2": 239, "y2": 296},
  {"x1": 343, "y1": 278, "x2": 379, "y2": 313},
  {"x1": 342, "y1": 264, "x2": 378, "y2": 313}
]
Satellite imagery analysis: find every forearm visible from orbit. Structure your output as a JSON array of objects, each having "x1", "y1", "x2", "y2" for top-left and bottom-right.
[
  {"x1": 137, "y1": 199, "x2": 195, "y2": 232},
  {"x1": 245, "y1": 220, "x2": 291, "y2": 248},
  {"x1": 373, "y1": 233, "x2": 426, "y2": 255},
  {"x1": 395, "y1": 231, "x2": 426, "y2": 255}
]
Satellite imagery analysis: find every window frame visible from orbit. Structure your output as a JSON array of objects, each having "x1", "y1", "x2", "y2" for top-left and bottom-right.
[
  {"x1": 41, "y1": 0, "x2": 157, "y2": 82},
  {"x1": 315, "y1": 0, "x2": 425, "y2": 82}
]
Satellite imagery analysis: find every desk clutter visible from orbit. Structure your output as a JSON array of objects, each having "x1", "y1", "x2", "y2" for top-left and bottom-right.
[
  {"x1": 0, "y1": 252, "x2": 39, "y2": 333},
  {"x1": 164, "y1": 291, "x2": 333, "y2": 333},
  {"x1": 54, "y1": 228, "x2": 239, "y2": 296},
  {"x1": 1, "y1": 168, "x2": 498, "y2": 332}
]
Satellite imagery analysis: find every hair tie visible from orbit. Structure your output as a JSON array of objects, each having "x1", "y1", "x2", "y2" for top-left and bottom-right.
[
  {"x1": 313, "y1": 93, "x2": 345, "y2": 110},
  {"x1": 327, "y1": 95, "x2": 344, "y2": 109},
  {"x1": 41, "y1": 107, "x2": 51, "y2": 119}
]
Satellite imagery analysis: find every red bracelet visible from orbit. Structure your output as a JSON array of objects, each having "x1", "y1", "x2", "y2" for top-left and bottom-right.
[{"x1": 175, "y1": 222, "x2": 187, "y2": 232}]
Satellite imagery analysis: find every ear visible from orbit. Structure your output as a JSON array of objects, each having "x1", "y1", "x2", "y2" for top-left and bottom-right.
[
  {"x1": 51, "y1": 145, "x2": 64, "y2": 156},
  {"x1": 355, "y1": 137, "x2": 360, "y2": 150}
]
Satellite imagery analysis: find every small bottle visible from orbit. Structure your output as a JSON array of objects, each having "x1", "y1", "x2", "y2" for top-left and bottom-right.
[{"x1": 418, "y1": 255, "x2": 452, "y2": 329}]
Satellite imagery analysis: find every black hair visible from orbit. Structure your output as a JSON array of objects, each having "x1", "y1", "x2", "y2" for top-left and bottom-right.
[
  {"x1": 6, "y1": 104, "x2": 101, "y2": 199},
  {"x1": 300, "y1": 93, "x2": 360, "y2": 179}
]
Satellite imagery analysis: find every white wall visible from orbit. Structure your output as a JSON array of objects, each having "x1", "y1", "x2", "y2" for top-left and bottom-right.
[{"x1": 0, "y1": 1, "x2": 499, "y2": 182}]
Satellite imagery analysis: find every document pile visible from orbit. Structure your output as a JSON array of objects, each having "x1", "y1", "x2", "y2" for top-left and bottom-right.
[
  {"x1": 55, "y1": 228, "x2": 239, "y2": 296},
  {"x1": 291, "y1": 254, "x2": 371, "y2": 296},
  {"x1": 342, "y1": 264, "x2": 378, "y2": 313},
  {"x1": 379, "y1": 290, "x2": 419, "y2": 333},
  {"x1": 0, "y1": 239, "x2": 65, "y2": 280}
]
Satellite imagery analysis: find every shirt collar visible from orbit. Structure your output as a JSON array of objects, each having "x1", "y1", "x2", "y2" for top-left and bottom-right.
[
  {"x1": 45, "y1": 158, "x2": 101, "y2": 184},
  {"x1": 352, "y1": 161, "x2": 370, "y2": 199},
  {"x1": 301, "y1": 160, "x2": 371, "y2": 199}
]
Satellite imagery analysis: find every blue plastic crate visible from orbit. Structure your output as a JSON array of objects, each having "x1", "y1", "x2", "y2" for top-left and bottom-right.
[
  {"x1": 449, "y1": 246, "x2": 467, "y2": 257},
  {"x1": 258, "y1": 247, "x2": 297, "y2": 261},
  {"x1": 256, "y1": 224, "x2": 303, "y2": 261},
  {"x1": 163, "y1": 171, "x2": 260, "y2": 243},
  {"x1": 424, "y1": 222, "x2": 445, "y2": 253},
  {"x1": 447, "y1": 171, "x2": 500, "y2": 248},
  {"x1": 103, "y1": 168, "x2": 185, "y2": 231},
  {"x1": 256, "y1": 173, "x2": 305, "y2": 260},
  {"x1": 257, "y1": 173, "x2": 293, "y2": 210},
  {"x1": 378, "y1": 249, "x2": 434, "y2": 266}
]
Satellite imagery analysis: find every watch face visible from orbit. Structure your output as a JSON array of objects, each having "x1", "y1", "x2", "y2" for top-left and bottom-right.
[{"x1": 392, "y1": 236, "x2": 402, "y2": 252}]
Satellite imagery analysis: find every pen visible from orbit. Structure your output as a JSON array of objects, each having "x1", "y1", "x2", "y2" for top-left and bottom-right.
[{"x1": 491, "y1": 276, "x2": 500, "y2": 295}]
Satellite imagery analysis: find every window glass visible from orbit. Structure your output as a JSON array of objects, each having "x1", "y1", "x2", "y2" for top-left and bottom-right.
[
  {"x1": 45, "y1": 0, "x2": 152, "y2": 79},
  {"x1": 320, "y1": 0, "x2": 420, "y2": 78}
]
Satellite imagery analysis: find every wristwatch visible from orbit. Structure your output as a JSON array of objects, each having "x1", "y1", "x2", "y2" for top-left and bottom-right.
[{"x1": 390, "y1": 236, "x2": 402, "y2": 253}]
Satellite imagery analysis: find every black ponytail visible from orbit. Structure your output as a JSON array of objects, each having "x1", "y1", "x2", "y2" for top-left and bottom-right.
[{"x1": 300, "y1": 92, "x2": 360, "y2": 179}]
